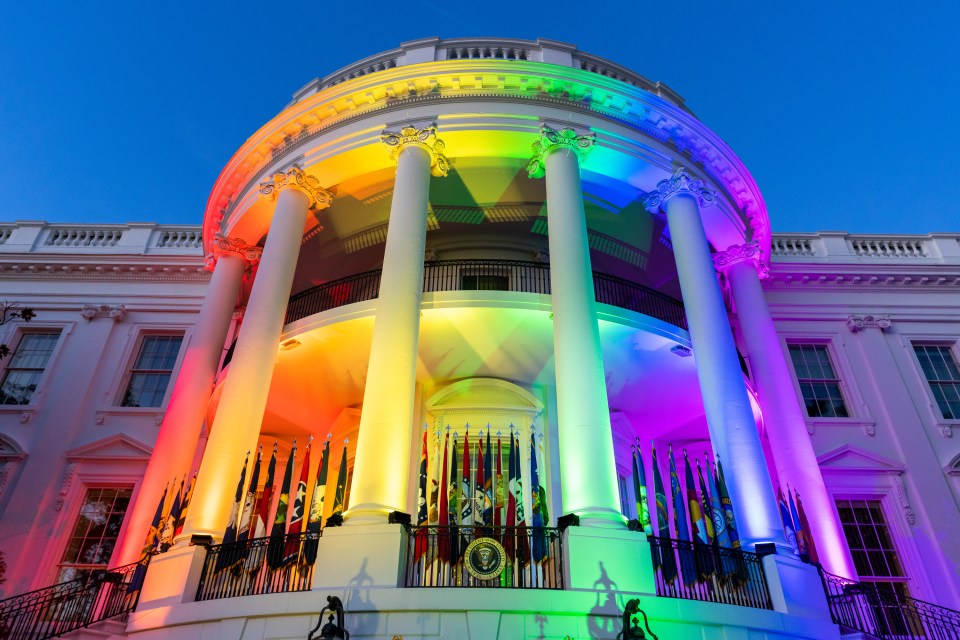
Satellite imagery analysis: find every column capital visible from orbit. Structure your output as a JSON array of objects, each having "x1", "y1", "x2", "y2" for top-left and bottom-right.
[
  {"x1": 846, "y1": 314, "x2": 892, "y2": 333},
  {"x1": 642, "y1": 168, "x2": 717, "y2": 213},
  {"x1": 259, "y1": 166, "x2": 333, "y2": 211},
  {"x1": 204, "y1": 235, "x2": 262, "y2": 272},
  {"x1": 381, "y1": 125, "x2": 449, "y2": 177},
  {"x1": 713, "y1": 241, "x2": 769, "y2": 279},
  {"x1": 527, "y1": 124, "x2": 596, "y2": 178}
]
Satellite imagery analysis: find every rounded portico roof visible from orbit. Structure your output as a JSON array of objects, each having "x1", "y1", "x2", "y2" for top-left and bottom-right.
[{"x1": 203, "y1": 37, "x2": 771, "y2": 262}]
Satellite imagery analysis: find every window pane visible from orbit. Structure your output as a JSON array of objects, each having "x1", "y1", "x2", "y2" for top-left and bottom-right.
[
  {"x1": 58, "y1": 487, "x2": 133, "y2": 579},
  {"x1": 0, "y1": 331, "x2": 60, "y2": 405},
  {"x1": 913, "y1": 344, "x2": 960, "y2": 419},
  {"x1": 121, "y1": 335, "x2": 182, "y2": 407},
  {"x1": 789, "y1": 344, "x2": 849, "y2": 417}
]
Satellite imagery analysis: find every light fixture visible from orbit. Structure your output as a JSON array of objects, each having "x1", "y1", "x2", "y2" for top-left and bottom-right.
[
  {"x1": 670, "y1": 344, "x2": 692, "y2": 357},
  {"x1": 617, "y1": 598, "x2": 658, "y2": 639},
  {"x1": 307, "y1": 595, "x2": 349, "y2": 639}
]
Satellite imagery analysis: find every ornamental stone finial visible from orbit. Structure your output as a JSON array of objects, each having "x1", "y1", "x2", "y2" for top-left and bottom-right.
[
  {"x1": 527, "y1": 124, "x2": 596, "y2": 178},
  {"x1": 713, "y1": 241, "x2": 769, "y2": 279},
  {"x1": 204, "y1": 235, "x2": 263, "y2": 272},
  {"x1": 381, "y1": 125, "x2": 449, "y2": 177},
  {"x1": 642, "y1": 168, "x2": 717, "y2": 213},
  {"x1": 259, "y1": 165, "x2": 333, "y2": 211}
]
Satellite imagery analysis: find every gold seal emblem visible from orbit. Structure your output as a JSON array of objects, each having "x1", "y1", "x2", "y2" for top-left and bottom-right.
[{"x1": 464, "y1": 537, "x2": 507, "y2": 581}]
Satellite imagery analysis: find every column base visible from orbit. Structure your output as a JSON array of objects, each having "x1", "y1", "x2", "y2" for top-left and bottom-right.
[
  {"x1": 570, "y1": 507, "x2": 629, "y2": 529},
  {"x1": 137, "y1": 544, "x2": 208, "y2": 609},
  {"x1": 762, "y1": 553, "x2": 831, "y2": 619},
  {"x1": 344, "y1": 503, "x2": 394, "y2": 525},
  {"x1": 563, "y1": 526, "x2": 655, "y2": 594},
  {"x1": 312, "y1": 523, "x2": 405, "y2": 589}
]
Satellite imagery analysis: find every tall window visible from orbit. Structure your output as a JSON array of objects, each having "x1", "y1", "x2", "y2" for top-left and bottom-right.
[
  {"x1": 120, "y1": 334, "x2": 183, "y2": 407},
  {"x1": 57, "y1": 487, "x2": 132, "y2": 582},
  {"x1": 913, "y1": 344, "x2": 960, "y2": 419},
  {"x1": 0, "y1": 331, "x2": 60, "y2": 405},
  {"x1": 788, "y1": 344, "x2": 849, "y2": 418},
  {"x1": 836, "y1": 499, "x2": 915, "y2": 634}
]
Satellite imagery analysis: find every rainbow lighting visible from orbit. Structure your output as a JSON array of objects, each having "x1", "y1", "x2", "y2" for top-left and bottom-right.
[{"x1": 107, "y1": 37, "x2": 858, "y2": 639}]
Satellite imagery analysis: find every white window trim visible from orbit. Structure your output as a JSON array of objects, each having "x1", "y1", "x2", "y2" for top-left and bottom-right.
[
  {"x1": 780, "y1": 332, "x2": 870, "y2": 424},
  {"x1": 103, "y1": 324, "x2": 191, "y2": 413},
  {"x1": 0, "y1": 322, "x2": 71, "y2": 413},
  {"x1": 897, "y1": 334, "x2": 960, "y2": 433}
]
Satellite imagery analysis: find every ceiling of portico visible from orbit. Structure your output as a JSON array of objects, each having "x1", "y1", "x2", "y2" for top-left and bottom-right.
[{"x1": 215, "y1": 303, "x2": 711, "y2": 446}]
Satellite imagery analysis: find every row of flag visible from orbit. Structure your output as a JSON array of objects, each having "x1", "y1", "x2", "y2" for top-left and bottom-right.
[
  {"x1": 414, "y1": 425, "x2": 551, "y2": 566},
  {"x1": 216, "y1": 437, "x2": 349, "y2": 572},
  {"x1": 778, "y1": 485, "x2": 819, "y2": 565},
  {"x1": 128, "y1": 473, "x2": 197, "y2": 592}
]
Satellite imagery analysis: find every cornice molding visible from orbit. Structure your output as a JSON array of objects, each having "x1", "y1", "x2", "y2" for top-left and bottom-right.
[{"x1": 204, "y1": 59, "x2": 768, "y2": 257}]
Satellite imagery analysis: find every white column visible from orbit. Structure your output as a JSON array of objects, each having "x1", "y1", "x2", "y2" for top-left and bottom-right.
[
  {"x1": 529, "y1": 125, "x2": 622, "y2": 526},
  {"x1": 183, "y1": 167, "x2": 332, "y2": 539},
  {"x1": 717, "y1": 243, "x2": 857, "y2": 576},
  {"x1": 644, "y1": 169, "x2": 786, "y2": 550},
  {"x1": 116, "y1": 238, "x2": 258, "y2": 564},
  {"x1": 347, "y1": 126, "x2": 448, "y2": 524}
]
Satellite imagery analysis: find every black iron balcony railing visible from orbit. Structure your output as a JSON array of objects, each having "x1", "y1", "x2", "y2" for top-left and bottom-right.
[
  {"x1": 647, "y1": 536, "x2": 773, "y2": 610},
  {"x1": 195, "y1": 532, "x2": 320, "y2": 601},
  {"x1": 285, "y1": 259, "x2": 687, "y2": 329},
  {"x1": 819, "y1": 567, "x2": 960, "y2": 639},
  {"x1": 402, "y1": 525, "x2": 564, "y2": 589},
  {"x1": 0, "y1": 560, "x2": 144, "y2": 640}
]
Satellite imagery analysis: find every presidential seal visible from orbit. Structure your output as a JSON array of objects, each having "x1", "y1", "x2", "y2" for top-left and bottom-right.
[{"x1": 464, "y1": 537, "x2": 507, "y2": 581}]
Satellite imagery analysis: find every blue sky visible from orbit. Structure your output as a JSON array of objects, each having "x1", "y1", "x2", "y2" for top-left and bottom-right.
[{"x1": 1, "y1": 1, "x2": 957, "y2": 234}]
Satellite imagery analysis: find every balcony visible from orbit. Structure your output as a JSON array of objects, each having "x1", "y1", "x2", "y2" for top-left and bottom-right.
[{"x1": 286, "y1": 259, "x2": 687, "y2": 330}]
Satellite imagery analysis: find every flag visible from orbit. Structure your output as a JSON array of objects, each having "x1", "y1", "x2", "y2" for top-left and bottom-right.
[
  {"x1": 474, "y1": 436, "x2": 485, "y2": 531},
  {"x1": 285, "y1": 439, "x2": 311, "y2": 563},
  {"x1": 685, "y1": 450, "x2": 714, "y2": 582},
  {"x1": 237, "y1": 446, "x2": 262, "y2": 543},
  {"x1": 788, "y1": 486, "x2": 809, "y2": 562},
  {"x1": 705, "y1": 456, "x2": 730, "y2": 548},
  {"x1": 128, "y1": 483, "x2": 167, "y2": 593},
  {"x1": 716, "y1": 457, "x2": 741, "y2": 550},
  {"x1": 437, "y1": 433, "x2": 450, "y2": 563},
  {"x1": 632, "y1": 441, "x2": 652, "y2": 535},
  {"x1": 779, "y1": 487, "x2": 799, "y2": 555},
  {"x1": 330, "y1": 445, "x2": 349, "y2": 520},
  {"x1": 414, "y1": 430, "x2": 430, "y2": 561},
  {"x1": 159, "y1": 476, "x2": 183, "y2": 552},
  {"x1": 253, "y1": 444, "x2": 277, "y2": 539},
  {"x1": 514, "y1": 434, "x2": 530, "y2": 565},
  {"x1": 651, "y1": 445, "x2": 677, "y2": 584},
  {"x1": 669, "y1": 445, "x2": 696, "y2": 584},
  {"x1": 459, "y1": 429, "x2": 473, "y2": 553},
  {"x1": 494, "y1": 435, "x2": 504, "y2": 528},
  {"x1": 216, "y1": 452, "x2": 249, "y2": 572},
  {"x1": 448, "y1": 433, "x2": 461, "y2": 565},
  {"x1": 173, "y1": 474, "x2": 195, "y2": 538},
  {"x1": 696, "y1": 459, "x2": 715, "y2": 545},
  {"x1": 504, "y1": 429, "x2": 518, "y2": 561},
  {"x1": 483, "y1": 428, "x2": 494, "y2": 529},
  {"x1": 303, "y1": 439, "x2": 329, "y2": 565},
  {"x1": 795, "y1": 491, "x2": 819, "y2": 565},
  {"x1": 267, "y1": 441, "x2": 296, "y2": 569},
  {"x1": 530, "y1": 434, "x2": 547, "y2": 563},
  {"x1": 428, "y1": 430, "x2": 441, "y2": 524}
]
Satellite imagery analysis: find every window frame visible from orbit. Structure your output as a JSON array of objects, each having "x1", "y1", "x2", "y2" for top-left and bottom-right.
[
  {"x1": 112, "y1": 329, "x2": 187, "y2": 409},
  {"x1": 787, "y1": 341, "x2": 851, "y2": 419},
  {"x1": 55, "y1": 485, "x2": 135, "y2": 584},
  {"x1": 0, "y1": 326, "x2": 65, "y2": 408},
  {"x1": 910, "y1": 341, "x2": 960, "y2": 422}
]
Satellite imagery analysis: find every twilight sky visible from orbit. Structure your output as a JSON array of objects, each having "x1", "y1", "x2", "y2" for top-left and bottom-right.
[{"x1": 1, "y1": 1, "x2": 957, "y2": 234}]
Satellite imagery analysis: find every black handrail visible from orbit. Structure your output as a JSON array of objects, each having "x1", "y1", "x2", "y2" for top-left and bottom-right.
[
  {"x1": 0, "y1": 560, "x2": 145, "y2": 640},
  {"x1": 819, "y1": 566, "x2": 960, "y2": 639},
  {"x1": 285, "y1": 260, "x2": 686, "y2": 329},
  {"x1": 195, "y1": 532, "x2": 320, "y2": 601},
  {"x1": 647, "y1": 535, "x2": 773, "y2": 610},
  {"x1": 402, "y1": 525, "x2": 564, "y2": 589}
]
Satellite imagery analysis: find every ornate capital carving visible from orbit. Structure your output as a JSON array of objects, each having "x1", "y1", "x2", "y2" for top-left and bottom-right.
[
  {"x1": 205, "y1": 235, "x2": 263, "y2": 272},
  {"x1": 381, "y1": 126, "x2": 449, "y2": 177},
  {"x1": 846, "y1": 314, "x2": 892, "y2": 333},
  {"x1": 712, "y1": 241, "x2": 769, "y2": 278},
  {"x1": 81, "y1": 304, "x2": 126, "y2": 323},
  {"x1": 642, "y1": 168, "x2": 717, "y2": 213},
  {"x1": 527, "y1": 125, "x2": 596, "y2": 179},
  {"x1": 259, "y1": 166, "x2": 333, "y2": 211}
]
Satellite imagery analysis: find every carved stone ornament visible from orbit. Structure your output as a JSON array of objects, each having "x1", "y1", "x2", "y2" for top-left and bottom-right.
[
  {"x1": 81, "y1": 304, "x2": 126, "y2": 323},
  {"x1": 259, "y1": 165, "x2": 333, "y2": 211},
  {"x1": 939, "y1": 424, "x2": 953, "y2": 438},
  {"x1": 846, "y1": 314, "x2": 892, "y2": 333},
  {"x1": 381, "y1": 125, "x2": 450, "y2": 177},
  {"x1": 642, "y1": 167, "x2": 717, "y2": 213},
  {"x1": 55, "y1": 463, "x2": 76, "y2": 511},
  {"x1": 712, "y1": 241, "x2": 770, "y2": 279},
  {"x1": 892, "y1": 475, "x2": 916, "y2": 526},
  {"x1": 527, "y1": 124, "x2": 596, "y2": 179},
  {"x1": 204, "y1": 235, "x2": 263, "y2": 272}
]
